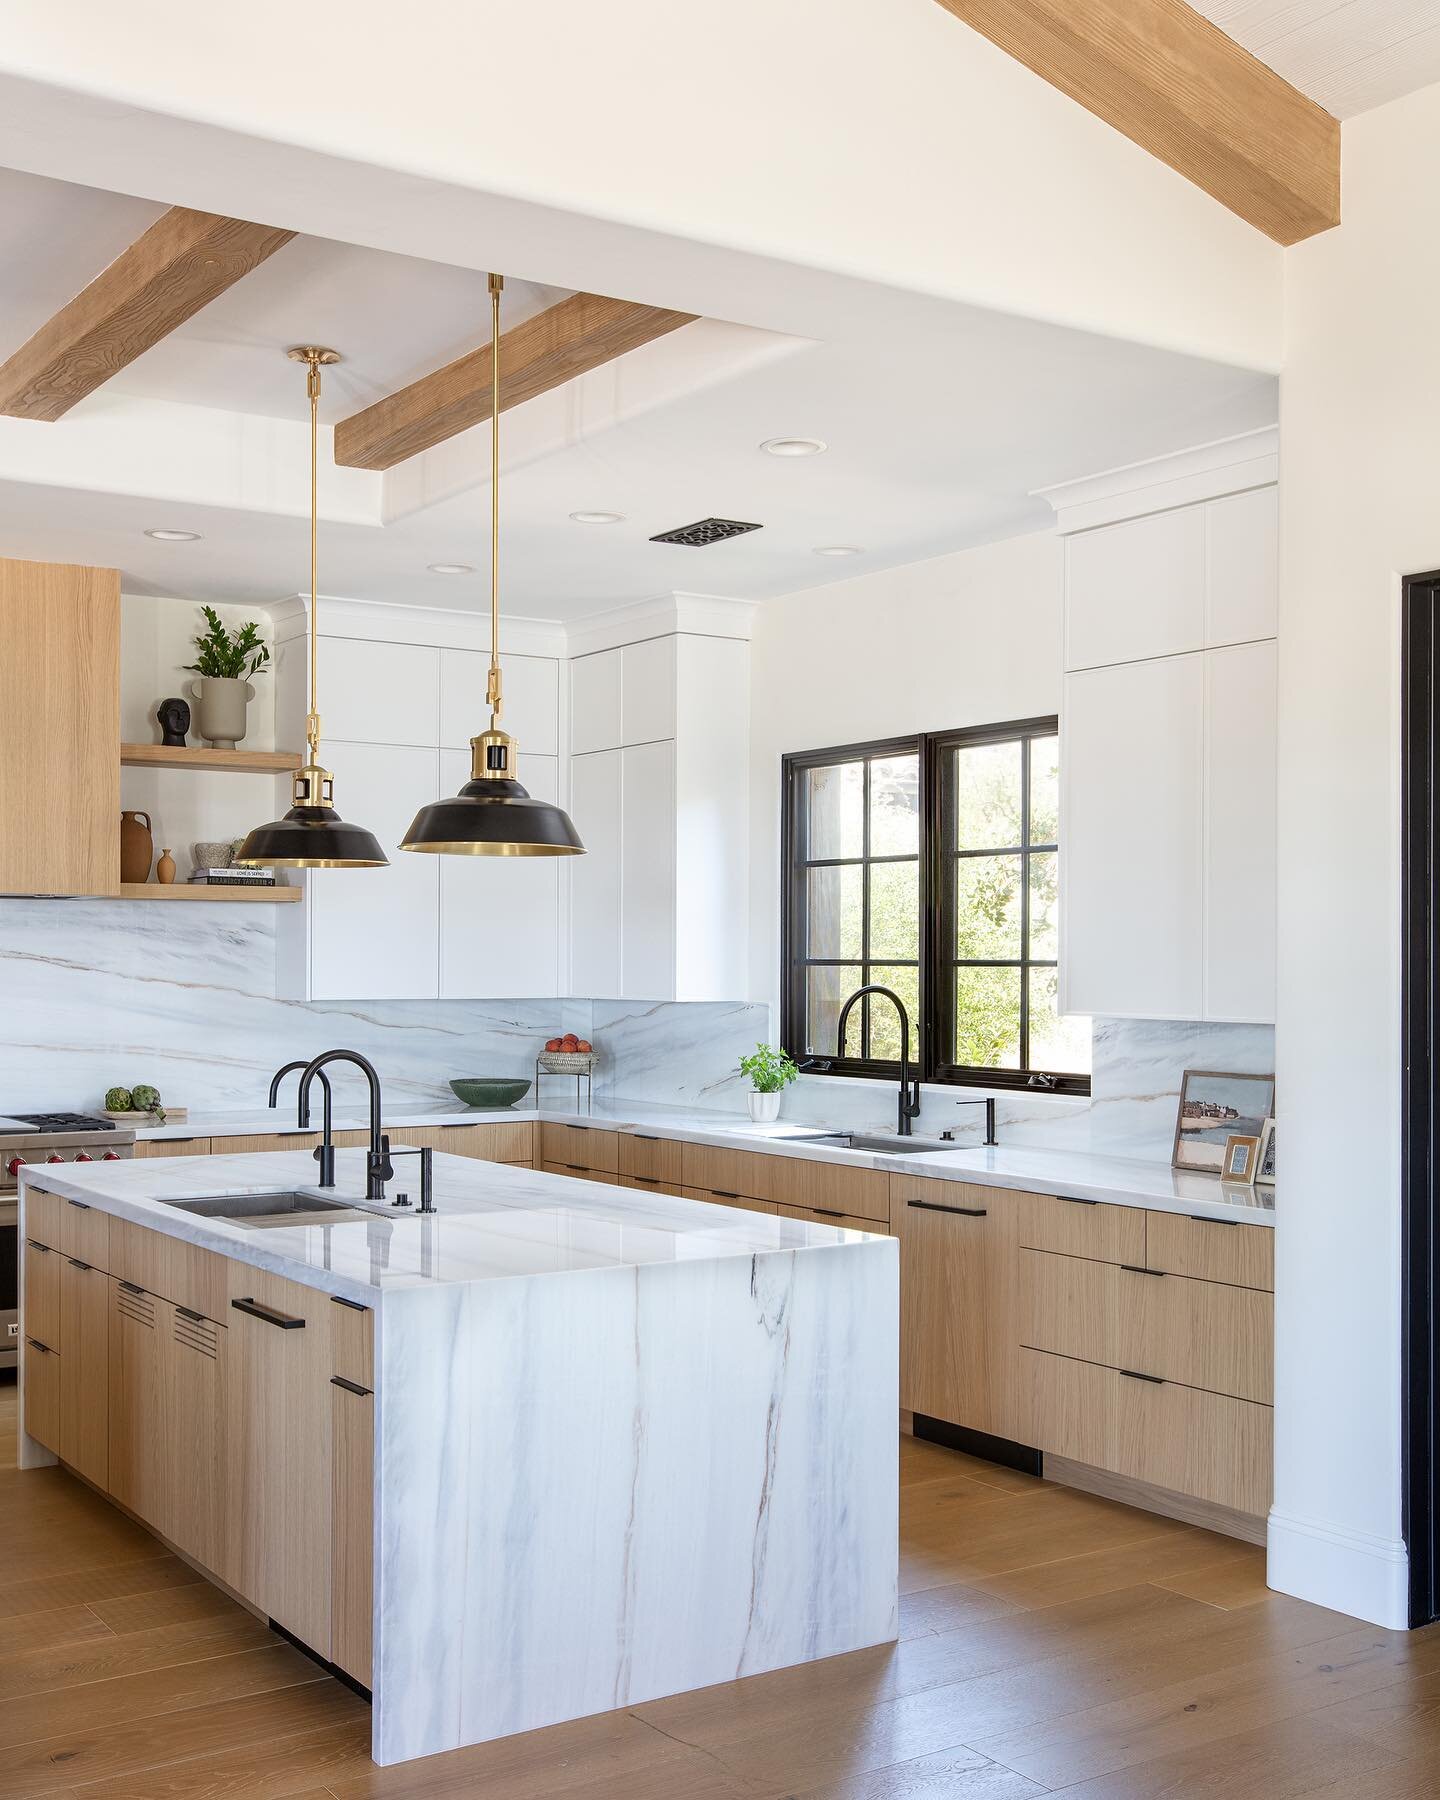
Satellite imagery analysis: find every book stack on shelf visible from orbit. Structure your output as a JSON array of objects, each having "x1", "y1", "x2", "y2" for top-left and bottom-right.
[{"x1": 190, "y1": 865, "x2": 278, "y2": 889}]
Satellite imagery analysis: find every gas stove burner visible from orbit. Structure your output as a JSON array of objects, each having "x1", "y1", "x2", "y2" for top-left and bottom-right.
[{"x1": 13, "y1": 1112, "x2": 115, "y2": 1132}]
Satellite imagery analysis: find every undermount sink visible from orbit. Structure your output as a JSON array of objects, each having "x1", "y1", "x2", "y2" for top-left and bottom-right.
[
  {"x1": 794, "y1": 1133, "x2": 968, "y2": 1156},
  {"x1": 161, "y1": 1191, "x2": 367, "y2": 1227}
]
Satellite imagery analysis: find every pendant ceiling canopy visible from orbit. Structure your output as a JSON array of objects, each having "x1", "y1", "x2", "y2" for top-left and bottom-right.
[
  {"x1": 235, "y1": 347, "x2": 387, "y2": 871},
  {"x1": 401, "y1": 275, "x2": 585, "y2": 859}
]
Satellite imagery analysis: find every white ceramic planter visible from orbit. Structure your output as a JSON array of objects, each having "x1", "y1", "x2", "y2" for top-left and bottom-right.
[
  {"x1": 188, "y1": 676, "x2": 255, "y2": 748},
  {"x1": 747, "y1": 1090, "x2": 782, "y2": 1123}
]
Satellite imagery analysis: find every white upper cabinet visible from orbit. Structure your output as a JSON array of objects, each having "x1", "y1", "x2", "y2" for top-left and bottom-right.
[
  {"x1": 1065, "y1": 508, "x2": 1205, "y2": 671},
  {"x1": 620, "y1": 740, "x2": 677, "y2": 999},
  {"x1": 569, "y1": 749, "x2": 622, "y2": 996},
  {"x1": 1205, "y1": 488, "x2": 1278, "y2": 648},
  {"x1": 620, "y1": 638, "x2": 676, "y2": 745},
  {"x1": 317, "y1": 639, "x2": 439, "y2": 745},
  {"x1": 1203, "y1": 640, "x2": 1277, "y2": 1022},
  {"x1": 439, "y1": 651, "x2": 559, "y2": 756},
  {"x1": 571, "y1": 650, "x2": 622, "y2": 755}
]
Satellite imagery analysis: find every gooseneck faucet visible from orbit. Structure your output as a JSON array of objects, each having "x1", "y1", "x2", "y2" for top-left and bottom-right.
[
  {"x1": 297, "y1": 1049, "x2": 393, "y2": 1199},
  {"x1": 835, "y1": 984, "x2": 922, "y2": 1136},
  {"x1": 267, "y1": 1059, "x2": 331, "y2": 1128}
]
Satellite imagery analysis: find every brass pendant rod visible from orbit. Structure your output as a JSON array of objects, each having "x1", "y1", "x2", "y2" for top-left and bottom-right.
[
  {"x1": 307, "y1": 353, "x2": 321, "y2": 762},
  {"x1": 486, "y1": 272, "x2": 503, "y2": 725}
]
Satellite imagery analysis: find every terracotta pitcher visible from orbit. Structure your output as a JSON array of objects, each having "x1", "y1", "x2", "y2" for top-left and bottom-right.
[{"x1": 120, "y1": 810, "x2": 153, "y2": 884}]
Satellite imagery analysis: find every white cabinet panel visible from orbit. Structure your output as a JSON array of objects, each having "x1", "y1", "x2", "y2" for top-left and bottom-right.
[
  {"x1": 318, "y1": 639, "x2": 438, "y2": 746},
  {"x1": 439, "y1": 651, "x2": 558, "y2": 755},
  {"x1": 621, "y1": 638, "x2": 676, "y2": 745},
  {"x1": 569, "y1": 750, "x2": 621, "y2": 995},
  {"x1": 620, "y1": 741, "x2": 676, "y2": 999},
  {"x1": 438, "y1": 750, "x2": 560, "y2": 998},
  {"x1": 1065, "y1": 508, "x2": 1206, "y2": 671},
  {"x1": 571, "y1": 650, "x2": 622, "y2": 755},
  {"x1": 1203, "y1": 641, "x2": 1277, "y2": 1022},
  {"x1": 308, "y1": 743, "x2": 440, "y2": 999},
  {"x1": 1062, "y1": 656, "x2": 1205, "y2": 1019},
  {"x1": 1206, "y1": 488, "x2": 1277, "y2": 648}
]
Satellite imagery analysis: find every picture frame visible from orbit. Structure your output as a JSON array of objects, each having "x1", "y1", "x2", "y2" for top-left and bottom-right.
[
  {"x1": 1255, "y1": 1116, "x2": 1276, "y2": 1187},
  {"x1": 1172, "y1": 1069, "x2": 1277, "y2": 1174},
  {"x1": 1222, "y1": 1133, "x2": 1259, "y2": 1183}
]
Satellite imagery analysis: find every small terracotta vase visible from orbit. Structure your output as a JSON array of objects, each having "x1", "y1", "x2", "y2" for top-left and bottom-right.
[
  {"x1": 156, "y1": 849, "x2": 176, "y2": 886},
  {"x1": 120, "y1": 810, "x2": 153, "y2": 884}
]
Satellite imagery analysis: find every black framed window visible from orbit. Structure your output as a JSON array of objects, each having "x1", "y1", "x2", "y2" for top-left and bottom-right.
[{"x1": 782, "y1": 720, "x2": 1090, "y2": 1093}]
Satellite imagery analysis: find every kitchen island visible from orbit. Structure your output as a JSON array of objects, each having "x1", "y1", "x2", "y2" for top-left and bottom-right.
[{"x1": 17, "y1": 1149, "x2": 898, "y2": 1768}]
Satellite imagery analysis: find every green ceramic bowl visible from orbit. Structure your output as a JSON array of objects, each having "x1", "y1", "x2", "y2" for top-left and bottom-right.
[{"x1": 449, "y1": 1077, "x2": 532, "y2": 1110}]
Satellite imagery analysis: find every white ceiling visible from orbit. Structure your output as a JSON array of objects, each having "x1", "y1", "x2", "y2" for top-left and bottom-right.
[
  {"x1": 0, "y1": 169, "x2": 1279, "y2": 620},
  {"x1": 1195, "y1": 0, "x2": 1440, "y2": 118}
]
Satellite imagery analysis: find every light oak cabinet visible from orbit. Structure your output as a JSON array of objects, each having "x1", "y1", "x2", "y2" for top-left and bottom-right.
[
  {"x1": 58, "y1": 1256, "x2": 109, "y2": 1488},
  {"x1": 541, "y1": 1124, "x2": 619, "y2": 1175},
  {"x1": 133, "y1": 1137, "x2": 213, "y2": 1159}
]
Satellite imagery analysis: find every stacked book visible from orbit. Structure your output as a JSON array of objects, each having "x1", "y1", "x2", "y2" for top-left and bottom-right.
[{"x1": 189, "y1": 865, "x2": 278, "y2": 888}]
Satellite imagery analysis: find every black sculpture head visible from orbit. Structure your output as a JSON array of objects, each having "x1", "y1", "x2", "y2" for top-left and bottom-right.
[{"x1": 157, "y1": 697, "x2": 190, "y2": 747}]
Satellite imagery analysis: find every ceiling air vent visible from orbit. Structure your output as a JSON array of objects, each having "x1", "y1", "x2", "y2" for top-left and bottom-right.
[{"x1": 649, "y1": 517, "x2": 762, "y2": 548}]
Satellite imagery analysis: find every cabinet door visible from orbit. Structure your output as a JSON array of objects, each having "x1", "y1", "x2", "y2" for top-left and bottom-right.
[
  {"x1": 571, "y1": 649, "x2": 622, "y2": 754},
  {"x1": 316, "y1": 639, "x2": 438, "y2": 745},
  {"x1": 224, "y1": 1268, "x2": 333, "y2": 1656},
  {"x1": 621, "y1": 637, "x2": 675, "y2": 745},
  {"x1": 108, "y1": 1281, "x2": 167, "y2": 1527},
  {"x1": 166, "y1": 1305, "x2": 227, "y2": 1569},
  {"x1": 620, "y1": 740, "x2": 676, "y2": 999},
  {"x1": 22, "y1": 1335, "x2": 60, "y2": 1453},
  {"x1": 440, "y1": 649, "x2": 558, "y2": 755},
  {"x1": 1206, "y1": 488, "x2": 1277, "y2": 647},
  {"x1": 570, "y1": 750, "x2": 621, "y2": 994},
  {"x1": 1062, "y1": 655, "x2": 1204, "y2": 1019},
  {"x1": 59, "y1": 1258, "x2": 109, "y2": 1488},
  {"x1": 331, "y1": 1378, "x2": 374, "y2": 1687},
  {"x1": 1203, "y1": 640, "x2": 1277, "y2": 1021},
  {"x1": 23, "y1": 1239, "x2": 60, "y2": 1347},
  {"x1": 1064, "y1": 509, "x2": 1205, "y2": 671},
  {"x1": 439, "y1": 749, "x2": 560, "y2": 997},
  {"x1": 309, "y1": 742, "x2": 440, "y2": 1000},
  {"x1": 0, "y1": 558, "x2": 119, "y2": 896}
]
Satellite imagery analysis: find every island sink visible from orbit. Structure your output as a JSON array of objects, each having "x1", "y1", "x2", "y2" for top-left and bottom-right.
[{"x1": 161, "y1": 1190, "x2": 362, "y2": 1224}]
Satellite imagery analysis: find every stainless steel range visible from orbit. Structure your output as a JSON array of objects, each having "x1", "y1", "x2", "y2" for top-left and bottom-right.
[{"x1": 0, "y1": 1112, "x2": 134, "y2": 1371}]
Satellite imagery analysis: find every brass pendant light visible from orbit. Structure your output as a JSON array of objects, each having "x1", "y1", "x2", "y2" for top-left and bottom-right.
[
  {"x1": 235, "y1": 347, "x2": 388, "y2": 870},
  {"x1": 400, "y1": 275, "x2": 585, "y2": 858}
]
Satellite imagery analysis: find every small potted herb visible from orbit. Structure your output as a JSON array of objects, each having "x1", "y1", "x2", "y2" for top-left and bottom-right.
[
  {"x1": 184, "y1": 605, "x2": 271, "y2": 748},
  {"x1": 738, "y1": 1042, "x2": 799, "y2": 1123}
]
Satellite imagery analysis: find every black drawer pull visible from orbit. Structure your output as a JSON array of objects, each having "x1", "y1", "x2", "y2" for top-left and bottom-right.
[
  {"x1": 1191, "y1": 1214, "x2": 1238, "y2": 1226},
  {"x1": 67, "y1": 1258, "x2": 91, "y2": 1271},
  {"x1": 25, "y1": 1336, "x2": 54, "y2": 1354},
  {"x1": 907, "y1": 1198, "x2": 986, "y2": 1217},
  {"x1": 175, "y1": 1305, "x2": 204, "y2": 1323},
  {"x1": 232, "y1": 1297, "x2": 306, "y2": 1330},
  {"x1": 26, "y1": 1239, "x2": 52, "y2": 1253},
  {"x1": 1120, "y1": 1368, "x2": 1165, "y2": 1385},
  {"x1": 1120, "y1": 1263, "x2": 1164, "y2": 1277},
  {"x1": 330, "y1": 1375, "x2": 373, "y2": 1397},
  {"x1": 809, "y1": 1207, "x2": 845, "y2": 1219},
  {"x1": 633, "y1": 1175, "x2": 660, "y2": 1185},
  {"x1": 118, "y1": 1280, "x2": 145, "y2": 1296},
  {"x1": 331, "y1": 1294, "x2": 369, "y2": 1311},
  {"x1": 66, "y1": 1198, "x2": 91, "y2": 1211},
  {"x1": 636, "y1": 1134, "x2": 659, "y2": 1142},
  {"x1": 1060, "y1": 1195, "x2": 1098, "y2": 1207},
  {"x1": 712, "y1": 1190, "x2": 741, "y2": 1199}
]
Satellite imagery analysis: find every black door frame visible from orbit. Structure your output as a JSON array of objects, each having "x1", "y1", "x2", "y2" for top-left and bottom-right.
[{"x1": 1402, "y1": 569, "x2": 1440, "y2": 1626}]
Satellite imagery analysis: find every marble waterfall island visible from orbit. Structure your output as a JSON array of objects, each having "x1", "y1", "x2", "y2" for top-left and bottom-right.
[{"x1": 17, "y1": 1150, "x2": 900, "y2": 1767}]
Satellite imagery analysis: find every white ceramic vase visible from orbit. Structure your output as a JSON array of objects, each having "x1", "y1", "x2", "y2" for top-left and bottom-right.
[
  {"x1": 748, "y1": 1090, "x2": 782, "y2": 1124},
  {"x1": 187, "y1": 676, "x2": 255, "y2": 749}
]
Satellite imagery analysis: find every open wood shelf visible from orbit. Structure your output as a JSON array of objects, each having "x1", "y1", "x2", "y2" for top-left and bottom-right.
[
  {"x1": 117, "y1": 883, "x2": 302, "y2": 904},
  {"x1": 120, "y1": 744, "x2": 302, "y2": 773}
]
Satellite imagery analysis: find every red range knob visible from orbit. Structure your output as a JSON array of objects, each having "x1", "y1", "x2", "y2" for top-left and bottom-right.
[
  {"x1": 75, "y1": 1152, "x2": 93, "y2": 1163},
  {"x1": 102, "y1": 1151, "x2": 121, "y2": 1161},
  {"x1": 5, "y1": 1156, "x2": 25, "y2": 1177},
  {"x1": 46, "y1": 1153, "x2": 64, "y2": 1164}
]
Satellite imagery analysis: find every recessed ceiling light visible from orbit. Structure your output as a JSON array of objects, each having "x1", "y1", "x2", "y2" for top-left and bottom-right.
[
  {"x1": 427, "y1": 562, "x2": 475, "y2": 575},
  {"x1": 568, "y1": 510, "x2": 625, "y2": 525},
  {"x1": 145, "y1": 527, "x2": 202, "y2": 542},
  {"x1": 814, "y1": 545, "x2": 864, "y2": 557},
  {"x1": 761, "y1": 437, "x2": 827, "y2": 457}
]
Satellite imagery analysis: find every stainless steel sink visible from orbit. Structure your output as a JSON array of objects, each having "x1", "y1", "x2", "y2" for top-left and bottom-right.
[
  {"x1": 161, "y1": 1191, "x2": 368, "y2": 1226},
  {"x1": 792, "y1": 1133, "x2": 968, "y2": 1156}
]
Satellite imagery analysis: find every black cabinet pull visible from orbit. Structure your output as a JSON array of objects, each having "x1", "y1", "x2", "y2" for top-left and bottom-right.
[
  {"x1": 1120, "y1": 1368, "x2": 1165, "y2": 1385},
  {"x1": 809, "y1": 1207, "x2": 845, "y2": 1219},
  {"x1": 25, "y1": 1336, "x2": 53, "y2": 1354},
  {"x1": 330, "y1": 1374, "x2": 373, "y2": 1397},
  {"x1": 907, "y1": 1198, "x2": 986, "y2": 1217},
  {"x1": 1120, "y1": 1263, "x2": 1164, "y2": 1277},
  {"x1": 712, "y1": 1190, "x2": 740, "y2": 1199},
  {"x1": 1060, "y1": 1195, "x2": 1098, "y2": 1207},
  {"x1": 636, "y1": 1134, "x2": 659, "y2": 1142},
  {"x1": 175, "y1": 1305, "x2": 204, "y2": 1323},
  {"x1": 633, "y1": 1176, "x2": 660, "y2": 1186},
  {"x1": 67, "y1": 1258, "x2": 91, "y2": 1271},
  {"x1": 330, "y1": 1294, "x2": 369, "y2": 1312},
  {"x1": 231, "y1": 1297, "x2": 306, "y2": 1330},
  {"x1": 66, "y1": 1198, "x2": 91, "y2": 1210},
  {"x1": 118, "y1": 1280, "x2": 145, "y2": 1296},
  {"x1": 1191, "y1": 1214, "x2": 1238, "y2": 1226},
  {"x1": 26, "y1": 1239, "x2": 51, "y2": 1253}
]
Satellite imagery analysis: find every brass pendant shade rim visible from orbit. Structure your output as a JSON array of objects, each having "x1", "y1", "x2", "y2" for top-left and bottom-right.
[{"x1": 235, "y1": 804, "x2": 388, "y2": 869}]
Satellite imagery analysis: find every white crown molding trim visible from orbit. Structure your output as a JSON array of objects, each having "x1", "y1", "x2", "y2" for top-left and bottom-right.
[
  {"x1": 1035, "y1": 427, "x2": 1279, "y2": 535},
  {"x1": 270, "y1": 594, "x2": 566, "y2": 659},
  {"x1": 1267, "y1": 1506, "x2": 1409, "y2": 1630},
  {"x1": 566, "y1": 592, "x2": 757, "y2": 660}
]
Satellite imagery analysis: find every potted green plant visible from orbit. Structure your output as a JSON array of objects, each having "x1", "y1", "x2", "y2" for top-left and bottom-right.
[
  {"x1": 183, "y1": 605, "x2": 271, "y2": 748},
  {"x1": 738, "y1": 1042, "x2": 799, "y2": 1123}
]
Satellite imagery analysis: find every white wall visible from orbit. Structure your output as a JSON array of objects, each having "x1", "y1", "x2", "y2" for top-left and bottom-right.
[
  {"x1": 748, "y1": 528, "x2": 1062, "y2": 1016},
  {"x1": 1270, "y1": 85, "x2": 1440, "y2": 1627}
]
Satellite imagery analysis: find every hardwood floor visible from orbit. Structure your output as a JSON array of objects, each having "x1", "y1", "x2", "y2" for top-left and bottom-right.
[{"x1": 4, "y1": 1378, "x2": 1436, "y2": 1798}]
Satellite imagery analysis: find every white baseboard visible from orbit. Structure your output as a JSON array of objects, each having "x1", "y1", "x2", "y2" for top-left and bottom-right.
[{"x1": 1267, "y1": 1508, "x2": 1409, "y2": 1629}]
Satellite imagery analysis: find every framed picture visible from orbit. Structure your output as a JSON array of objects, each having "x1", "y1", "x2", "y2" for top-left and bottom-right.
[
  {"x1": 1222, "y1": 1134, "x2": 1259, "y2": 1182},
  {"x1": 1255, "y1": 1117, "x2": 1276, "y2": 1187},
  {"x1": 1172, "y1": 1069, "x2": 1277, "y2": 1173}
]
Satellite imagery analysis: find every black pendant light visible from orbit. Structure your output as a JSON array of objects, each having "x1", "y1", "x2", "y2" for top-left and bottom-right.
[
  {"x1": 400, "y1": 275, "x2": 584, "y2": 859},
  {"x1": 235, "y1": 347, "x2": 387, "y2": 871}
]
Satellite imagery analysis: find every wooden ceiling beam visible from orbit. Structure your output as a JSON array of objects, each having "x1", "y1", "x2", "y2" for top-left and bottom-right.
[
  {"x1": 333, "y1": 290, "x2": 698, "y2": 471},
  {"x1": 0, "y1": 208, "x2": 296, "y2": 421},
  {"x1": 932, "y1": 0, "x2": 1339, "y2": 245}
]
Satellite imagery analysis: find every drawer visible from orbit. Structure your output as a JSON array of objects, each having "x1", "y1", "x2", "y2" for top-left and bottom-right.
[
  {"x1": 22, "y1": 1333, "x2": 60, "y2": 1452},
  {"x1": 540, "y1": 1124, "x2": 618, "y2": 1174},
  {"x1": 618, "y1": 1173, "x2": 684, "y2": 1198},
  {"x1": 213, "y1": 1132, "x2": 320, "y2": 1156},
  {"x1": 761, "y1": 1154, "x2": 889, "y2": 1223},
  {"x1": 1122, "y1": 1266, "x2": 1273, "y2": 1404},
  {"x1": 617, "y1": 1133, "x2": 686, "y2": 1187},
  {"x1": 1023, "y1": 1347, "x2": 1273, "y2": 1515},
  {"x1": 23, "y1": 1238, "x2": 61, "y2": 1346},
  {"x1": 134, "y1": 1137, "x2": 213, "y2": 1158},
  {"x1": 108, "y1": 1219, "x2": 229, "y2": 1322},
  {"x1": 541, "y1": 1161, "x2": 618, "y2": 1186},
  {"x1": 680, "y1": 1143, "x2": 769, "y2": 1201},
  {"x1": 329, "y1": 1296, "x2": 374, "y2": 1389},
  {"x1": 1020, "y1": 1247, "x2": 1119, "y2": 1367},
  {"x1": 1021, "y1": 1190, "x2": 1144, "y2": 1265},
  {"x1": 57, "y1": 1194, "x2": 111, "y2": 1266},
  {"x1": 1146, "y1": 1211, "x2": 1274, "y2": 1290},
  {"x1": 390, "y1": 1123, "x2": 533, "y2": 1163},
  {"x1": 776, "y1": 1201, "x2": 888, "y2": 1235},
  {"x1": 678, "y1": 1186, "x2": 776, "y2": 1218},
  {"x1": 22, "y1": 1187, "x2": 63, "y2": 1250}
]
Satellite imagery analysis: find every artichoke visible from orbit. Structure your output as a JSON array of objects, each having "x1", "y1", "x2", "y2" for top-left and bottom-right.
[
  {"x1": 130, "y1": 1083, "x2": 162, "y2": 1113},
  {"x1": 104, "y1": 1086, "x2": 133, "y2": 1113}
]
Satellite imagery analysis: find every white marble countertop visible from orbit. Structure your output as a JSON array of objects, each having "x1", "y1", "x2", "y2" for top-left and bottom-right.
[
  {"x1": 21, "y1": 1149, "x2": 882, "y2": 1305},
  {"x1": 144, "y1": 1098, "x2": 1274, "y2": 1226}
]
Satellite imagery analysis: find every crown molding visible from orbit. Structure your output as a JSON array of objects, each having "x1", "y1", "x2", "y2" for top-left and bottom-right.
[
  {"x1": 269, "y1": 594, "x2": 567, "y2": 659},
  {"x1": 1035, "y1": 426, "x2": 1279, "y2": 535},
  {"x1": 566, "y1": 591, "x2": 757, "y2": 660}
]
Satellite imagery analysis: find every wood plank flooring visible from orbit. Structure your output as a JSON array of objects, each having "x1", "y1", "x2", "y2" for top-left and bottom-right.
[{"x1": 4, "y1": 1379, "x2": 1435, "y2": 1798}]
